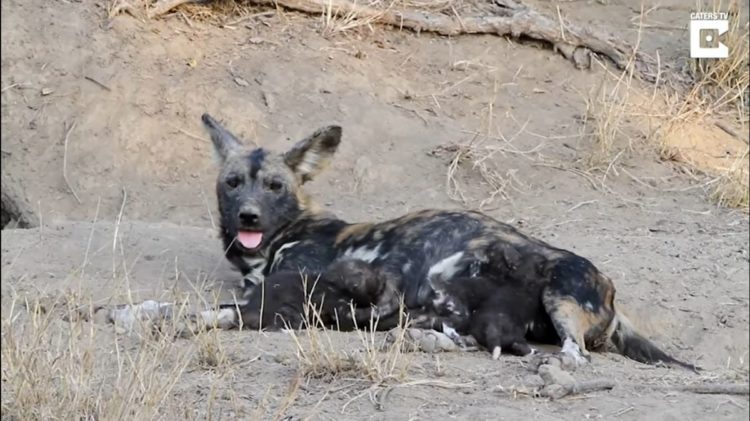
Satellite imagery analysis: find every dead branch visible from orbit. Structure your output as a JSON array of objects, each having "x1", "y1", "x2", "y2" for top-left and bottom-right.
[
  {"x1": 146, "y1": 0, "x2": 642, "y2": 71},
  {"x1": 540, "y1": 379, "x2": 616, "y2": 400},
  {"x1": 669, "y1": 383, "x2": 750, "y2": 396},
  {"x1": 62, "y1": 121, "x2": 82, "y2": 204}
]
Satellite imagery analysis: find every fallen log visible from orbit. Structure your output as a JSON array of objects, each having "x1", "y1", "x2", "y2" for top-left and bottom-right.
[{"x1": 146, "y1": 0, "x2": 645, "y2": 72}]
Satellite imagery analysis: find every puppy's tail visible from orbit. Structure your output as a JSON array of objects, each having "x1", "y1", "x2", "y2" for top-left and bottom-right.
[{"x1": 609, "y1": 307, "x2": 699, "y2": 372}]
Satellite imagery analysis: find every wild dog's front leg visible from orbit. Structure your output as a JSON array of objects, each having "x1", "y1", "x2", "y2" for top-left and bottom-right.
[
  {"x1": 104, "y1": 300, "x2": 175, "y2": 334},
  {"x1": 102, "y1": 300, "x2": 244, "y2": 337}
]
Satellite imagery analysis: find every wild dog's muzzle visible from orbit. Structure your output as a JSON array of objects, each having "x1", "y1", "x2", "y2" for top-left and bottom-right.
[{"x1": 236, "y1": 205, "x2": 264, "y2": 250}]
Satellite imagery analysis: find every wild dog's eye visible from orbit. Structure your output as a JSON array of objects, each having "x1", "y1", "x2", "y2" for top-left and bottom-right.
[
  {"x1": 226, "y1": 175, "x2": 242, "y2": 189},
  {"x1": 267, "y1": 179, "x2": 283, "y2": 192}
]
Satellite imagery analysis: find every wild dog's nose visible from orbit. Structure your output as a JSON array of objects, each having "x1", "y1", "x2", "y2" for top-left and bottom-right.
[{"x1": 238, "y1": 209, "x2": 260, "y2": 227}]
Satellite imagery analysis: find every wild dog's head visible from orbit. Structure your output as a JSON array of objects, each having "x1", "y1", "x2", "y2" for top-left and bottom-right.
[{"x1": 201, "y1": 113, "x2": 342, "y2": 255}]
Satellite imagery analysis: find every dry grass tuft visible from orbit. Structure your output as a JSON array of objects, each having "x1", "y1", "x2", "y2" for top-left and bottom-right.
[
  {"x1": 709, "y1": 146, "x2": 750, "y2": 209},
  {"x1": 578, "y1": 7, "x2": 645, "y2": 171},
  {"x1": 434, "y1": 136, "x2": 534, "y2": 209},
  {"x1": 572, "y1": 4, "x2": 748, "y2": 209},
  {"x1": 320, "y1": 0, "x2": 391, "y2": 37},
  {"x1": 194, "y1": 328, "x2": 230, "y2": 368},
  {"x1": 690, "y1": 0, "x2": 749, "y2": 124},
  {"x1": 287, "y1": 274, "x2": 414, "y2": 383},
  {"x1": 580, "y1": 72, "x2": 636, "y2": 170},
  {"x1": 1, "y1": 290, "x2": 194, "y2": 420}
]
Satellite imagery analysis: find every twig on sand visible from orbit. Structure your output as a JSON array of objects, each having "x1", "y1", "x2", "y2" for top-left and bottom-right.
[
  {"x1": 223, "y1": 11, "x2": 276, "y2": 27},
  {"x1": 659, "y1": 383, "x2": 750, "y2": 396},
  {"x1": 84, "y1": 75, "x2": 112, "y2": 92},
  {"x1": 112, "y1": 187, "x2": 128, "y2": 278},
  {"x1": 62, "y1": 121, "x2": 82, "y2": 204},
  {"x1": 541, "y1": 379, "x2": 616, "y2": 399}
]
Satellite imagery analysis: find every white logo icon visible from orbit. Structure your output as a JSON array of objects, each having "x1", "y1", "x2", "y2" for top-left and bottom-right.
[{"x1": 690, "y1": 13, "x2": 729, "y2": 59}]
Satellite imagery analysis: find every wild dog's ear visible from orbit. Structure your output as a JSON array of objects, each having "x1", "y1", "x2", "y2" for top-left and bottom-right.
[
  {"x1": 201, "y1": 113, "x2": 242, "y2": 163},
  {"x1": 283, "y1": 125, "x2": 342, "y2": 183}
]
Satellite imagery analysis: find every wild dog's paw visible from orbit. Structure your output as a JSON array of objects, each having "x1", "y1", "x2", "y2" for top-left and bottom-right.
[
  {"x1": 528, "y1": 352, "x2": 580, "y2": 372},
  {"x1": 455, "y1": 334, "x2": 479, "y2": 350},
  {"x1": 559, "y1": 338, "x2": 591, "y2": 367},
  {"x1": 439, "y1": 323, "x2": 479, "y2": 350},
  {"x1": 383, "y1": 328, "x2": 460, "y2": 353}
]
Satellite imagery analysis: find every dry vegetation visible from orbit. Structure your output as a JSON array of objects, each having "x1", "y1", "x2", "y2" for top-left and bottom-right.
[
  {"x1": 2, "y1": 0, "x2": 748, "y2": 418},
  {"x1": 287, "y1": 281, "x2": 415, "y2": 383},
  {"x1": 0, "y1": 274, "x2": 427, "y2": 419},
  {"x1": 416, "y1": 2, "x2": 748, "y2": 211},
  {"x1": 105, "y1": 0, "x2": 748, "y2": 210},
  {"x1": 1, "y1": 291, "x2": 193, "y2": 420}
]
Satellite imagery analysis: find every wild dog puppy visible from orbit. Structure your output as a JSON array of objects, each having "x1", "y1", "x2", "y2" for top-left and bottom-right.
[
  {"x1": 212, "y1": 259, "x2": 401, "y2": 331},
  {"x1": 469, "y1": 287, "x2": 538, "y2": 359},
  {"x1": 427, "y1": 246, "x2": 556, "y2": 357},
  {"x1": 117, "y1": 113, "x2": 696, "y2": 370},
  {"x1": 321, "y1": 258, "x2": 403, "y2": 329}
]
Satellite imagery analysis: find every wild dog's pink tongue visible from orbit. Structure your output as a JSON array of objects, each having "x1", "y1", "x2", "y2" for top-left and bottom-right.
[{"x1": 237, "y1": 231, "x2": 263, "y2": 249}]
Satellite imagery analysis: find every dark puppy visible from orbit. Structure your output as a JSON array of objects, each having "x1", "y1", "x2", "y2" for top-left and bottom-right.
[
  {"x1": 322, "y1": 259, "x2": 402, "y2": 329},
  {"x1": 428, "y1": 245, "x2": 556, "y2": 356},
  {"x1": 468, "y1": 248, "x2": 558, "y2": 357},
  {"x1": 469, "y1": 285, "x2": 539, "y2": 358},
  {"x1": 428, "y1": 275, "x2": 498, "y2": 335},
  {"x1": 230, "y1": 259, "x2": 400, "y2": 331}
]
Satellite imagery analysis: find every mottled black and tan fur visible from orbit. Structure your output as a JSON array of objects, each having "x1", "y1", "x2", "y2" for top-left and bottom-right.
[{"x1": 180, "y1": 113, "x2": 697, "y2": 370}]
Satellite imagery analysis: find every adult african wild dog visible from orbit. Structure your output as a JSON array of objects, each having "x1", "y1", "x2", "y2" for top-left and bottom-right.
[{"x1": 197, "y1": 112, "x2": 695, "y2": 369}]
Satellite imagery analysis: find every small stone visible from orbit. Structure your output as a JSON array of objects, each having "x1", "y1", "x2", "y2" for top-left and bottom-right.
[
  {"x1": 432, "y1": 332, "x2": 458, "y2": 352},
  {"x1": 420, "y1": 335, "x2": 437, "y2": 353},
  {"x1": 523, "y1": 374, "x2": 545, "y2": 389},
  {"x1": 542, "y1": 384, "x2": 568, "y2": 399},
  {"x1": 538, "y1": 364, "x2": 575, "y2": 387}
]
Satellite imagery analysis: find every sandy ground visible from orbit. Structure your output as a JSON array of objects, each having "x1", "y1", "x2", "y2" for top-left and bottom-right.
[{"x1": 1, "y1": 0, "x2": 749, "y2": 419}]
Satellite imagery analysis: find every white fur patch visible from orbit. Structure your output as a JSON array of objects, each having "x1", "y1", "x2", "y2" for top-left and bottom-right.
[
  {"x1": 199, "y1": 308, "x2": 238, "y2": 330},
  {"x1": 441, "y1": 322, "x2": 460, "y2": 341},
  {"x1": 343, "y1": 243, "x2": 382, "y2": 263},
  {"x1": 270, "y1": 241, "x2": 300, "y2": 272},
  {"x1": 401, "y1": 261, "x2": 412, "y2": 274},
  {"x1": 525, "y1": 321, "x2": 535, "y2": 333},
  {"x1": 561, "y1": 337, "x2": 588, "y2": 365},
  {"x1": 427, "y1": 252, "x2": 465, "y2": 282},
  {"x1": 583, "y1": 301, "x2": 595, "y2": 312},
  {"x1": 432, "y1": 289, "x2": 449, "y2": 309},
  {"x1": 492, "y1": 346, "x2": 502, "y2": 360},
  {"x1": 243, "y1": 256, "x2": 267, "y2": 286}
]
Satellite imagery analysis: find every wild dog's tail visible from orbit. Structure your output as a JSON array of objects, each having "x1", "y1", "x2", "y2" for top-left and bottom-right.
[{"x1": 609, "y1": 307, "x2": 699, "y2": 372}]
